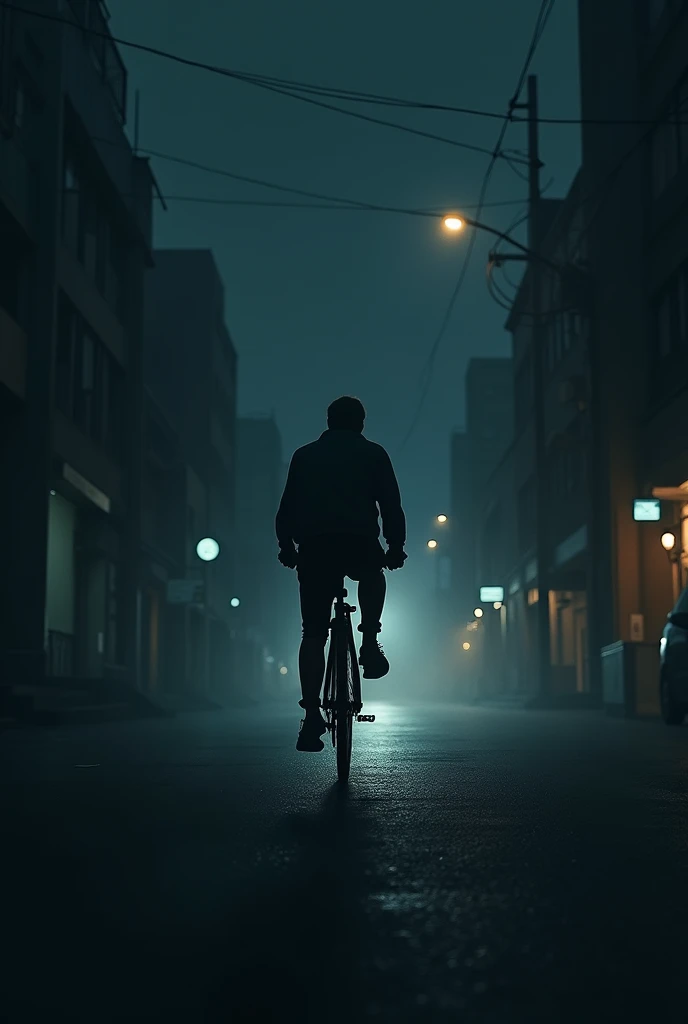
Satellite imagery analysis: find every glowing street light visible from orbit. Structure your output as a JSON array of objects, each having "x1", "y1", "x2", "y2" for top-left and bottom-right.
[
  {"x1": 462, "y1": 642, "x2": 471, "y2": 651},
  {"x1": 661, "y1": 532, "x2": 677, "y2": 552},
  {"x1": 493, "y1": 601, "x2": 503, "y2": 610},
  {"x1": 427, "y1": 539, "x2": 438, "y2": 550},
  {"x1": 437, "y1": 514, "x2": 448, "y2": 525},
  {"x1": 230, "y1": 597, "x2": 241, "y2": 608},
  {"x1": 443, "y1": 215, "x2": 464, "y2": 232},
  {"x1": 474, "y1": 607, "x2": 484, "y2": 618},
  {"x1": 196, "y1": 537, "x2": 220, "y2": 562},
  {"x1": 279, "y1": 666, "x2": 289, "y2": 676}
]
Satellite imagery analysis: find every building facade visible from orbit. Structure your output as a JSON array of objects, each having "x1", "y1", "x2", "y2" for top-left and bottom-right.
[
  {"x1": 234, "y1": 415, "x2": 296, "y2": 695},
  {"x1": 483, "y1": 181, "x2": 593, "y2": 701},
  {"x1": 0, "y1": 1, "x2": 153, "y2": 690},
  {"x1": 144, "y1": 248, "x2": 238, "y2": 696},
  {"x1": 448, "y1": 358, "x2": 513, "y2": 694},
  {"x1": 577, "y1": 0, "x2": 688, "y2": 704}
]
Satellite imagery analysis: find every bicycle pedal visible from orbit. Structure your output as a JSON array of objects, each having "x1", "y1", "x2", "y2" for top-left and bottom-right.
[{"x1": 357, "y1": 714, "x2": 375, "y2": 722}]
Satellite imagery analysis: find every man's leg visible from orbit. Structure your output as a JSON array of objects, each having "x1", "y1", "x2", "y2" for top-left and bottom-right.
[
  {"x1": 357, "y1": 570, "x2": 386, "y2": 640},
  {"x1": 357, "y1": 570, "x2": 390, "y2": 679},
  {"x1": 296, "y1": 567, "x2": 335, "y2": 750},
  {"x1": 298, "y1": 637, "x2": 327, "y2": 709}
]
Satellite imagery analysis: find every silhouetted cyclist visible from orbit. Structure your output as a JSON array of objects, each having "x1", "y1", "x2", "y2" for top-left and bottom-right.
[{"x1": 276, "y1": 396, "x2": 407, "y2": 751}]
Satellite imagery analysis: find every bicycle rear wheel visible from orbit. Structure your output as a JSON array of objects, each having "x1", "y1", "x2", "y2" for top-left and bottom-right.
[{"x1": 335, "y1": 623, "x2": 355, "y2": 783}]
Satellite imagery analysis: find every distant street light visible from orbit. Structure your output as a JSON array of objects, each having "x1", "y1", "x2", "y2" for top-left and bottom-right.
[
  {"x1": 196, "y1": 537, "x2": 220, "y2": 562},
  {"x1": 230, "y1": 597, "x2": 241, "y2": 608},
  {"x1": 437, "y1": 514, "x2": 448, "y2": 524},
  {"x1": 661, "y1": 532, "x2": 677, "y2": 552},
  {"x1": 474, "y1": 607, "x2": 484, "y2": 618},
  {"x1": 279, "y1": 666, "x2": 289, "y2": 676},
  {"x1": 427, "y1": 539, "x2": 438, "y2": 550},
  {"x1": 462, "y1": 642, "x2": 471, "y2": 651},
  {"x1": 493, "y1": 601, "x2": 503, "y2": 610},
  {"x1": 443, "y1": 215, "x2": 464, "y2": 232}
]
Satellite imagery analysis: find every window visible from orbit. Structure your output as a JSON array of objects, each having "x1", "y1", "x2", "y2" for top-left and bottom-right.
[
  {"x1": 62, "y1": 158, "x2": 81, "y2": 254},
  {"x1": 74, "y1": 328, "x2": 97, "y2": 438},
  {"x1": 548, "y1": 447, "x2": 584, "y2": 502},
  {"x1": 61, "y1": 150, "x2": 124, "y2": 314},
  {"x1": 56, "y1": 296, "x2": 75, "y2": 415},
  {"x1": 57, "y1": 293, "x2": 127, "y2": 459}
]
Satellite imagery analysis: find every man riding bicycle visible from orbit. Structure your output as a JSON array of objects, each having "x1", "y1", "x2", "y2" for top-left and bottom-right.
[{"x1": 276, "y1": 396, "x2": 407, "y2": 752}]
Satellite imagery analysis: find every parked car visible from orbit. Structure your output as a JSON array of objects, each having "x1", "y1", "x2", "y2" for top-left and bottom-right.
[{"x1": 660, "y1": 587, "x2": 688, "y2": 725}]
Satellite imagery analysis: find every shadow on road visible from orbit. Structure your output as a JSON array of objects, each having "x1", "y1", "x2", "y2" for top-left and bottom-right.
[{"x1": 204, "y1": 783, "x2": 374, "y2": 1023}]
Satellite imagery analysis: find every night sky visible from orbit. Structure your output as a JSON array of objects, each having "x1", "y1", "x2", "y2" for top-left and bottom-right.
[{"x1": 112, "y1": 0, "x2": 580, "y2": 590}]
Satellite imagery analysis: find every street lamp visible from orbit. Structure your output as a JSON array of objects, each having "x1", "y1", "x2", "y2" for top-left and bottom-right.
[
  {"x1": 427, "y1": 539, "x2": 438, "y2": 550},
  {"x1": 474, "y1": 607, "x2": 484, "y2": 618},
  {"x1": 437, "y1": 514, "x2": 448, "y2": 525},
  {"x1": 196, "y1": 537, "x2": 220, "y2": 562},
  {"x1": 443, "y1": 215, "x2": 464, "y2": 232},
  {"x1": 462, "y1": 641, "x2": 471, "y2": 651},
  {"x1": 230, "y1": 597, "x2": 241, "y2": 608},
  {"x1": 493, "y1": 601, "x2": 503, "y2": 610},
  {"x1": 662, "y1": 532, "x2": 677, "y2": 551}
]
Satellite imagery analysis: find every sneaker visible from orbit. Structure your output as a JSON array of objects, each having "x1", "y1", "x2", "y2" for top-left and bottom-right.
[
  {"x1": 296, "y1": 713, "x2": 328, "y2": 752},
  {"x1": 359, "y1": 641, "x2": 390, "y2": 680}
]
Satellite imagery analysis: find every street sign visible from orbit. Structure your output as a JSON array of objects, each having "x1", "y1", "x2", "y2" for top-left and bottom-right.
[
  {"x1": 480, "y1": 586, "x2": 504, "y2": 603},
  {"x1": 633, "y1": 499, "x2": 660, "y2": 522},
  {"x1": 167, "y1": 579, "x2": 204, "y2": 604}
]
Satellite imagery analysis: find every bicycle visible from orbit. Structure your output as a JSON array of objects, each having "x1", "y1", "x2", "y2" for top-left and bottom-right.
[{"x1": 321, "y1": 578, "x2": 375, "y2": 783}]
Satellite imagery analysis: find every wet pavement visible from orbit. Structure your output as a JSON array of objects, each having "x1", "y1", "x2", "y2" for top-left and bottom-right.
[{"x1": 3, "y1": 700, "x2": 688, "y2": 1022}]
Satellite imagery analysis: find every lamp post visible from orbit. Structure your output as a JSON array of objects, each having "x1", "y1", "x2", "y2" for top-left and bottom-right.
[
  {"x1": 661, "y1": 530, "x2": 681, "y2": 603},
  {"x1": 443, "y1": 77, "x2": 557, "y2": 700},
  {"x1": 196, "y1": 536, "x2": 220, "y2": 692}
]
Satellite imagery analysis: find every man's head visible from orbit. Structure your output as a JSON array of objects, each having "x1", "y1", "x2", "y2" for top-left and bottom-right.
[{"x1": 327, "y1": 396, "x2": 366, "y2": 433}]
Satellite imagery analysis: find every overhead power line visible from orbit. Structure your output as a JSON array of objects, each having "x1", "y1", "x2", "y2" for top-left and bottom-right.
[
  {"x1": 92, "y1": 134, "x2": 528, "y2": 217},
  {"x1": 400, "y1": 0, "x2": 556, "y2": 450},
  {"x1": 156, "y1": 194, "x2": 530, "y2": 213},
  {"x1": 5, "y1": 0, "x2": 681, "y2": 162},
  {"x1": 0, "y1": 2, "x2": 527, "y2": 164}
]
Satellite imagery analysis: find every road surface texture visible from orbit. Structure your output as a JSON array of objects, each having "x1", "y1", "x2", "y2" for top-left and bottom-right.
[{"x1": 3, "y1": 701, "x2": 688, "y2": 1023}]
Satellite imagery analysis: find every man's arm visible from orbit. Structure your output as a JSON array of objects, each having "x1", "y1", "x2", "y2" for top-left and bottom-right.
[
  {"x1": 275, "y1": 453, "x2": 300, "y2": 552},
  {"x1": 376, "y1": 448, "x2": 406, "y2": 550}
]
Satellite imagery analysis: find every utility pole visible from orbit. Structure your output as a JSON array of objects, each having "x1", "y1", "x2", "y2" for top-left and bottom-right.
[{"x1": 515, "y1": 74, "x2": 551, "y2": 699}]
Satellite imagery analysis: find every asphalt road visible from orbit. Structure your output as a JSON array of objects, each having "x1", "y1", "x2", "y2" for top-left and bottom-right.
[{"x1": 3, "y1": 700, "x2": 688, "y2": 1023}]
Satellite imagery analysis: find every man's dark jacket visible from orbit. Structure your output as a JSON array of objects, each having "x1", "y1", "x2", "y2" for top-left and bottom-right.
[{"x1": 276, "y1": 429, "x2": 406, "y2": 550}]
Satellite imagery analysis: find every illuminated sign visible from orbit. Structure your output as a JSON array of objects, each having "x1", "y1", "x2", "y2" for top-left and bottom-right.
[
  {"x1": 479, "y1": 586, "x2": 504, "y2": 604},
  {"x1": 633, "y1": 499, "x2": 661, "y2": 522}
]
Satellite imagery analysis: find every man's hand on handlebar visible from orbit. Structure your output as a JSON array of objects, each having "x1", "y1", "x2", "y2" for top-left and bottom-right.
[
  {"x1": 385, "y1": 547, "x2": 407, "y2": 571},
  {"x1": 278, "y1": 545, "x2": 299, "y2": 569}
]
